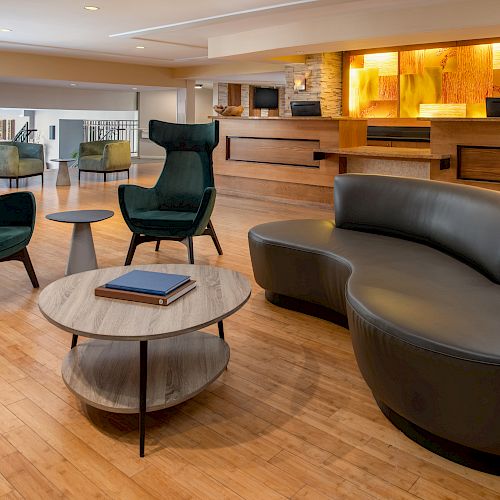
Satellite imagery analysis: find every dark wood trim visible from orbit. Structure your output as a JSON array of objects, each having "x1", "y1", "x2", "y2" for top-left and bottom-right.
[
  {"x1": 338, "y1": 156, "x2": 348, "y2": 174},
  {"x1": 226, "y1": 136, "x2": 321, "y2": 169}
]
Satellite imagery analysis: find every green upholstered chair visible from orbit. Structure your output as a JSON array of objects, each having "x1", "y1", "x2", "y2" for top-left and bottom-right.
[
  {"x1": 78, "y1": 140, "x2": 131, "y2": 182},
  {"x1": 119, "y1": 120, "x2": 222, "y2": 265},
  {"x1": 0, "y1": 142, "x2": 44, "y2": 188},
  {"x1": 0, "y1": 192, "x2": 39, "y2": 288}
]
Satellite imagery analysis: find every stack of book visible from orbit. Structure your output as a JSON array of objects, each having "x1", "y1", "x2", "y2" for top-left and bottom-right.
[{"x1": 95, "y1": 270, "x2": 196, "y2": 306}]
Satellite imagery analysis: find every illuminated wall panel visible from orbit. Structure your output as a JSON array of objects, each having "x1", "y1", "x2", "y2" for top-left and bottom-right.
[
  {"x1": 349, "y1": 41, "x2": 499, "y2": 118},
  {"x1": 400, "y1": 67, "x2": 442, "y2": 118}
]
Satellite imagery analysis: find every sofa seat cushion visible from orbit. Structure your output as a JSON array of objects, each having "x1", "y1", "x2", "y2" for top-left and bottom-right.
[
  {"x1": 249, "y1": 219, "x2": 500, "y2": 365},
  {"x1": 79, "y1": 155, "x2": 103, "y2": 171},
  {"x1": 0, "y1": 226, "x2": 32, "y2": 258},
  {"x1": 18, "y1": 158, "x2": 43, "y2": 176},
  {"x1": 130, "y1": 209, "x2": 196, "y2": 230}
]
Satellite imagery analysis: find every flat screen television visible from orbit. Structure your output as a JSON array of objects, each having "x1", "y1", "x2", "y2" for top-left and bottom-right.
[
  {"x1": 290, "y1": 100, "x2": 322, "y2": 117},
  {"x1": 486, "y1": 97, "x2": 500, "y2": 117},
  {"x1": 254, "y1": 87, "x2": 279, "y2": 109}
]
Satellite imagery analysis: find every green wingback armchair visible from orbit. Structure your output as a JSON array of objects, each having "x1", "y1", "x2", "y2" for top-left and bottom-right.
[
  {"x1": 0, "y1": 142, "x2": 44, "y2": 188},
  {"x1": 119, "y1": 120, "x2": 222, "y2": 265},
  {"x1": 78, "y1": 140, "x2": 131, "y2": 182},
  {"x1": 0, "y1": 192, "x2": 39, "y2": 288}
]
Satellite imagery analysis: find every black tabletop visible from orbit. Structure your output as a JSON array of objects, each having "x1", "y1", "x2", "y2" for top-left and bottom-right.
[{"x1": 46, "y1": 210, "x2": 114, "y2": 224}]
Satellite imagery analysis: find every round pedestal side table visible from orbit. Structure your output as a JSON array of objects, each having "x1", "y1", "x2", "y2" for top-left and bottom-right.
[
  {"x1": 38, "y1": 263, "x2": 251, "y2": 457},
  {"x1": 50, "y1": 159, "x2": 75, "y2": 186},
  {"x1": 46, "y1": 210, "x2": 114, "y2": 275}
]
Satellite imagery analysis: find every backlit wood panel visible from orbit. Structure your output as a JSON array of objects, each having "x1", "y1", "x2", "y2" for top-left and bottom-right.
[
  {"x1": 458, "y1": 146, "x2": 500, "y2": 181},
  {"x1": 227, "y1": 137, "x2": 320, "y2": 167}
]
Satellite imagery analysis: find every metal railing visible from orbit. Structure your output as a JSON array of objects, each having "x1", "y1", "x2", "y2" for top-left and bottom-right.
[
  {"x1": 13, "y1": 122, "x2": 37, "y2": 142},
  {"x1": 83, "y1": 120, "x2": 139, "y2": 154}
]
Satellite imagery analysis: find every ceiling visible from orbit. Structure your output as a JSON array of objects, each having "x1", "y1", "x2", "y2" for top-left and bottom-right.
[{"x1": 1, "y1": 0, "x2": 499, "y2": 80}]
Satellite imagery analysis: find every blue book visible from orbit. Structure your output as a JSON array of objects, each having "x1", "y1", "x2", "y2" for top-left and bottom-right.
[{"x1": 105, "y1": 270, "x2": 190, "y2": 296}]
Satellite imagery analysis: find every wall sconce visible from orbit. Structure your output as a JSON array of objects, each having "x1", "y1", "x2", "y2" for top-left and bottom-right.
[{"x1": 294, "y1": 74, "x2": 307, "y2": 92}]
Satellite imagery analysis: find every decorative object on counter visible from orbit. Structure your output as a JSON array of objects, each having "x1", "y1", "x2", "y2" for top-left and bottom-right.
[
  {"x1": 293, "y1": 73, "x2": 307, "y2": 91},
  {"x1": 213, "y1": 104, "x2": 244, "y2": 116}
]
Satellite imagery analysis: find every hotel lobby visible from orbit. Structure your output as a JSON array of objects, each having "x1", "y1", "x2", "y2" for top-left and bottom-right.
[{"x1": 2, "y1": 0, "x2": 500, "y2": 498}]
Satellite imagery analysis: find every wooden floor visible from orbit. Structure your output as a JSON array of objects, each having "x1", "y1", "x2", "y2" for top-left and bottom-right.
[{"x1": 0, "y1": 165, "x2": 499, "y2": 499}]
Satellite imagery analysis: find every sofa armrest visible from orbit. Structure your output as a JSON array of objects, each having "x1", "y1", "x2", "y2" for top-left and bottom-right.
[
  {"x1": 79, "y1": 141, "x2": 105, "y2": 157},
  {"x1": 0, "y1": 146, "x2": 20, "y2": 177},
  {"x1": 118, "y1": 184, "x2": 159, "y2": 227},
  {"x1": 192, "y1": 187, "x2": 216, "y2": 235},
  {"x1": 16, "y1": 142, "x2": 44, "y2": 162},
  {"x1": 0, "y1": 192, "x2": 36, "y2": 229},
  {"x1": 103, "y1": 142, "x2": 131, "y2": 171}
]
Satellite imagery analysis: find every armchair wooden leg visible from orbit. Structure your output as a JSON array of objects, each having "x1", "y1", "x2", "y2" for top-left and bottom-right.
[
  {"x1": 104, "y1": 172, "x2": 107, "y2": 183},
  {"x1": 155, "y1": 240, "x2": 160, "y2": 252},
  {"x1": 207, "y1": 220, "x2": 223, "y2": 255},
  {"x1": 125, "y1": 234, "x2": 139, "y2": 266},
  {"x1": 20, "y1": 248, "x2": 39, "y2": 288},
  {"x1": 187, "y1": 236, "x2": 194, "y2": 264}
]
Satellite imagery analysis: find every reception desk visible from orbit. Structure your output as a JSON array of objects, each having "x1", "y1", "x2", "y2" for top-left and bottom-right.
[
  {"x1": 211, "y1": 116, "x2": 367, "y2": 205},
  {"x1": 430, "y1": 118, "x2": 500, "y2": 184}
]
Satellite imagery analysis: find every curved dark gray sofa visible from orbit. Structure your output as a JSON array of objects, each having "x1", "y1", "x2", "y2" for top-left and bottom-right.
[{"x1": 248, "y1": 174, "x2": 500, "y2": 474}]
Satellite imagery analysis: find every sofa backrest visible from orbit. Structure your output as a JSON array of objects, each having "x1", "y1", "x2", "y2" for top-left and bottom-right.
[
  {"x1": 334, "y1": 174, "x2": 500, "y2": 283},
  {"x1": 0, "y1": 142, "x2": 43, "y2": 160},
  {"x1": 80, "y1": 140, "x2": 127, "y2": 157}
]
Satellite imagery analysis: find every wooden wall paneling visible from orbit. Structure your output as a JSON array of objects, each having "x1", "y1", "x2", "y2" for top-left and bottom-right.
[
  {"x1": 227, "y1": 138, "x2": 320, "y2": 167},
  {"x1": 457, "y1": 145, "x2": 500, "y2": 181},
  {"x1": 227, "y1": 84, "x2": 242, "y2": 107}
]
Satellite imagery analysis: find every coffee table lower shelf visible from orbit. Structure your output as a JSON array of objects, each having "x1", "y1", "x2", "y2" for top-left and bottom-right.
[{"x1": 61, "y1": 330, "x2": 229, "y2": 455}]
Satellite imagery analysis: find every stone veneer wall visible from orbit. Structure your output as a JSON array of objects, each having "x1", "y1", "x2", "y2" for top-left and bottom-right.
[{"x1": 284, "y1": 52, "x2": 342, "y2": 117}]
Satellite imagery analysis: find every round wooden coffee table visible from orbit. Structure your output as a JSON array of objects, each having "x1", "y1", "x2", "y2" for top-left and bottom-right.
[{"x1": 38, "y1": 264, "x2": 251, "y2": 456}]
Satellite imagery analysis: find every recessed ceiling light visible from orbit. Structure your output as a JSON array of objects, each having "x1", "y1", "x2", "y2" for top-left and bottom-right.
[
  {"x1": 132, "y1": 87, "x2": 138, "y2": 90},
  {"x1": 195, "y1": 84, "x2": 203, "y2": 89},
  {"x1": 70, "y1": 83, "x2": 77, "y2": 86},
  {"x1": 136, "y1": 46, "x2": 145, "y2": 49},
  {"x1": 0, "y1": 28, "x2": 12, "y2": 32},
  {"x1": 84, "y1": 6, "x2": 99, "y2": 11}
]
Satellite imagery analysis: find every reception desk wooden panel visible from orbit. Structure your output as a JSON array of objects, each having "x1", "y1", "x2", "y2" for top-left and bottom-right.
[
  {"x1": 212, "y1": 116, "x2": 367, "y2": 205},
  {"x1": 430, "y1": 118, "x2": 500, "y2": 185}
]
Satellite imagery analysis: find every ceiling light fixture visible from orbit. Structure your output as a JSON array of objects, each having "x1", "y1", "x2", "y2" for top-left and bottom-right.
[
  {"x1": 132, "y1": 87, "x2": 138, "y2": 90},
  {"x1": 84, "y1": 6, "x2": 99, "y2": 11},
  {"x1": 0, "y1": 28, "x2": 12, "y2": 32},
  {"x1": 136, "y1": 46, "x2": 145, "y2": 49},
  {"x1": 109, "y1": 0, "x2": 320, "y2": 37},
  {"x1": 195, "y1": 84, "x2": 203, "y2": 89},
  {"x1": 70, "y1": 83, "x2": 77, "y2": 86}
]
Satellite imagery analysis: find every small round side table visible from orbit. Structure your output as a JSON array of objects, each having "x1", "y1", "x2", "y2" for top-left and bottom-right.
[
  {"x1": 46, "y1": 210, "x2": 114, "y2": 275},
  {"x1": 50, "y1": 159, "x2": 75, "y2": 186}
]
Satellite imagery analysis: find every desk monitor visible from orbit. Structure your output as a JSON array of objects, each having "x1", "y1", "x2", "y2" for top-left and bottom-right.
[
  {"x1": 486, "y1": 97, "x2": 500, "y2": 117},
  {"x1": 290, "y1": 101, "x2": 321, "y2": 117}
]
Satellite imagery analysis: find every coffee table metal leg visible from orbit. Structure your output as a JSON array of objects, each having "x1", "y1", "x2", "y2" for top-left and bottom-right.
[
  {"x1": 217, "y1": 320, "x2": 224, "y2": 339},
  {"x1": 139, "y1": 340, "x2": 148, "y2": 457},
  {"x1": 66, "y1": 222, "x2": 98, "y2": 275}
]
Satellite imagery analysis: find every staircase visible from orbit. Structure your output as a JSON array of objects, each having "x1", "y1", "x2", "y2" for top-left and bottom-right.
[{"x1": 14, "y1": 122, "x2": 37, "y2": 142}]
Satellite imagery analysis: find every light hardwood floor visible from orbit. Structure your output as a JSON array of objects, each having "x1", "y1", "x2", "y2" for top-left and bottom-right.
[{"x1": 0, "y1": 165, "x2": 500, "y2": 499}]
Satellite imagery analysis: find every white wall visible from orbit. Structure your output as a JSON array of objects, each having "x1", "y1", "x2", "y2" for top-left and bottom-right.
[
  {"x1": 138, "y1": 90, "x2": 177, "y2": 158},
  {"x1": 0, "y1": 109, "x2": 30, "y2": 139},
  {"x1": 34, "y1": 109, "x2": 137, "y2": 165},
  {"x1": 195, "y1": 88, "x2": 214, "y2": 124},
  {"x1": 0, "y1": 83, "x2": 137, "y2": 111}
]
